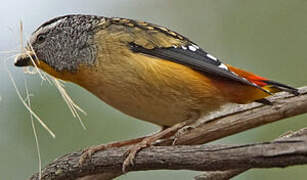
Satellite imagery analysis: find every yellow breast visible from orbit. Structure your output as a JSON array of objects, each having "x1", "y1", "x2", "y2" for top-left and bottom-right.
[
  {"x1": 65, "y1": 50, "x2": 227, "y2": 126},
  {"x1": 35, "y1": 60, "x2": 76, "y2": 81}
]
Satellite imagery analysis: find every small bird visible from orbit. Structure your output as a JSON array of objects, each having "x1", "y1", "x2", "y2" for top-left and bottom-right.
[{"x1": 15, "y1": 14, "x2": 299, "y2": 171}]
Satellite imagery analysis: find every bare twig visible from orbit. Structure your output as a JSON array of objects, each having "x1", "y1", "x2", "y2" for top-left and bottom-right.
[{"x1": 28, "y1": 86, "x2": 307, "y2": 180}]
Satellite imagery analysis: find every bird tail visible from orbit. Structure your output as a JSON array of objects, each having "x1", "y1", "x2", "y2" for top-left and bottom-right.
[
  {"x1": 225, "y1": 65, "x2": 299, "y2": 104},
  {"x1": 259, "y1": 80, "x2": 299, "y2": 95}
]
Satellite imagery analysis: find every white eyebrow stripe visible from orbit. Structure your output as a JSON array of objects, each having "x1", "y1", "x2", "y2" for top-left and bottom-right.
[
  {"x1": 40, "y1": 17, "x2": 67, "y2": 32},
  {"x1": 30, "y1": 17, "x2": 67, "y2": 45},
  {"x1": 33, "y1": 17, "x2": 67, "y2": 37}
]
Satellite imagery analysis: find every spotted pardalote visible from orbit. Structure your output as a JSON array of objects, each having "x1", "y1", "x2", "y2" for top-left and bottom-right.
[{"x1": 14, "y1": 14, "x2": 299, "y2": 169}]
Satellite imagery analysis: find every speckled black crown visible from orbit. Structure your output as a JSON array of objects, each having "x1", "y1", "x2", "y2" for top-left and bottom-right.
[
  {"x1": 35, "y1": 14, "x2": 103, "y2": 34},
  {"x1": 28, "y1": 14, "x2": 106, "y2": 72}
]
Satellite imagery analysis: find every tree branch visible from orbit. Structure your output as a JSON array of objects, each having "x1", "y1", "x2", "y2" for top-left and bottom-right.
[
  {"x1": 194, "y1": 128, "x2": 307, "y2": 180},
  {"x1": 30, "y1": 128, "x2": 307, "y2": 180},
  {"x1": 28, "y1": 86, "x2": 307, "y2": 180},
  {"x1": 194, "y1": 169, "x2": 249, "y2": 180}
]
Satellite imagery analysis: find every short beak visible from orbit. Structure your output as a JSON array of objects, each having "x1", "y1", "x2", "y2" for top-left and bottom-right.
[{"x1": 14, "y1": 53, "x2": 37, "y2": 67}]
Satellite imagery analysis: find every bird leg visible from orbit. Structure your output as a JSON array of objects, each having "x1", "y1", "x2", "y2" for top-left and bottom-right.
[
  {"x1": 122, "y1": 119, "x2": 195, "y2": 172},
  {"x1": 79, "y1": 136, "x2": 148, "y2": 165},
  {"x1": 79, "y1": 118, "x2": 196, "y2": 172},
  {"x1": 79, "y1": 126, "x2": 173, "y2": 165}
]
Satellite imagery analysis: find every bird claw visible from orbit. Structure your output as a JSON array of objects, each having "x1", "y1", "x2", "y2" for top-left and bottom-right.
[
  {"x1": 78, "y1": 140, "x2": 151, "y2": 172},
  {"x1": 122, "y1": 141, "x2": 150, "y2": 172},
  {"x1": 79, "y1": 144, "x2": 107, "y2": 166},
  {"x1": 79, "y1": 148, "x2": 92, "y2": 165},
  {"x1": 172, "y1": 125, "x2": 194, "y2": 145}
]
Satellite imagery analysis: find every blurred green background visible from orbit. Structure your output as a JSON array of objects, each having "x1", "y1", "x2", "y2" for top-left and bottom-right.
[{"x1": 0, "y1": 0, "x2": 306, "y2": 179}]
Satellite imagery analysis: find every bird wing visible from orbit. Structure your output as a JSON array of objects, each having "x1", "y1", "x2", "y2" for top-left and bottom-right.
[
  {"x1": 129, "y1": 42, "x2": 268, "y2": 91},
  {"x1": 107, "y1": 17, "x2": 270, "y2": 93}
]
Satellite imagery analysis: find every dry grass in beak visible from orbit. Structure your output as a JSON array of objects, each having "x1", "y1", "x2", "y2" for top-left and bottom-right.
[
  {"x1": 25, "y1": 78, "x2": 42, "y2": 180},
  {"x1": 6, "y1": 63, "x2": 56, "y2": 138},
  {"x1": 2, "y1": 21, "x2": 89, "y2": 179},
  {"x1": 53, "y1": 78, "x2": 87, "y2": 129},
  {"x1": 16, "y1": 20, "x2": 87, "y2": 131}
]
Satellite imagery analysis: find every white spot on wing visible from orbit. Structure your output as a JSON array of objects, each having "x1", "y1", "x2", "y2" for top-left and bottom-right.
[
  {"x1": 191, "y1": 44, "x2": 200, "y2": 49},
  {"x1": 181, "y1": 46, "x2": 187, "y2": 50},
  {"x1": 188, "y1": 45, "x2": 197, "y2": 51},
  {"x1": 231, "y1": 71, "x2": 238, "y2": 76},
  {"x1": 206, "y1": 53, "x2": 218, "y2": 61},
  {"x1": 218, "y1": 63, "x2": 228, "y2": 70}
]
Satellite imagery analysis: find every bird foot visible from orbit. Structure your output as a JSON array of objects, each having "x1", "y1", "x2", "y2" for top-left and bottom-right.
[
  {"x1": 79, "y1": 137, "x2": 147, "y2": 166},
  {"x1": 79, "y1": 144, "x2": 109, "y2": 165},
  {"x1": 122, "y1": 139, "x2": 151, "y2": 172},
  {"x1": 79, "y1": 120, "x2": 192, "y2": 172},
  {"x1": 121, "y1": 120, "x2": 191, "y2": 172},
  {"x1": 172, "y1": 125, "x2": 194, "y2": 145}
]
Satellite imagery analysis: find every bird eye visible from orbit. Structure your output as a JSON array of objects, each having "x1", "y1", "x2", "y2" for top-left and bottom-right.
[{"x1": 36, "y1": 34, "x2": 46, "y2": 44}]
